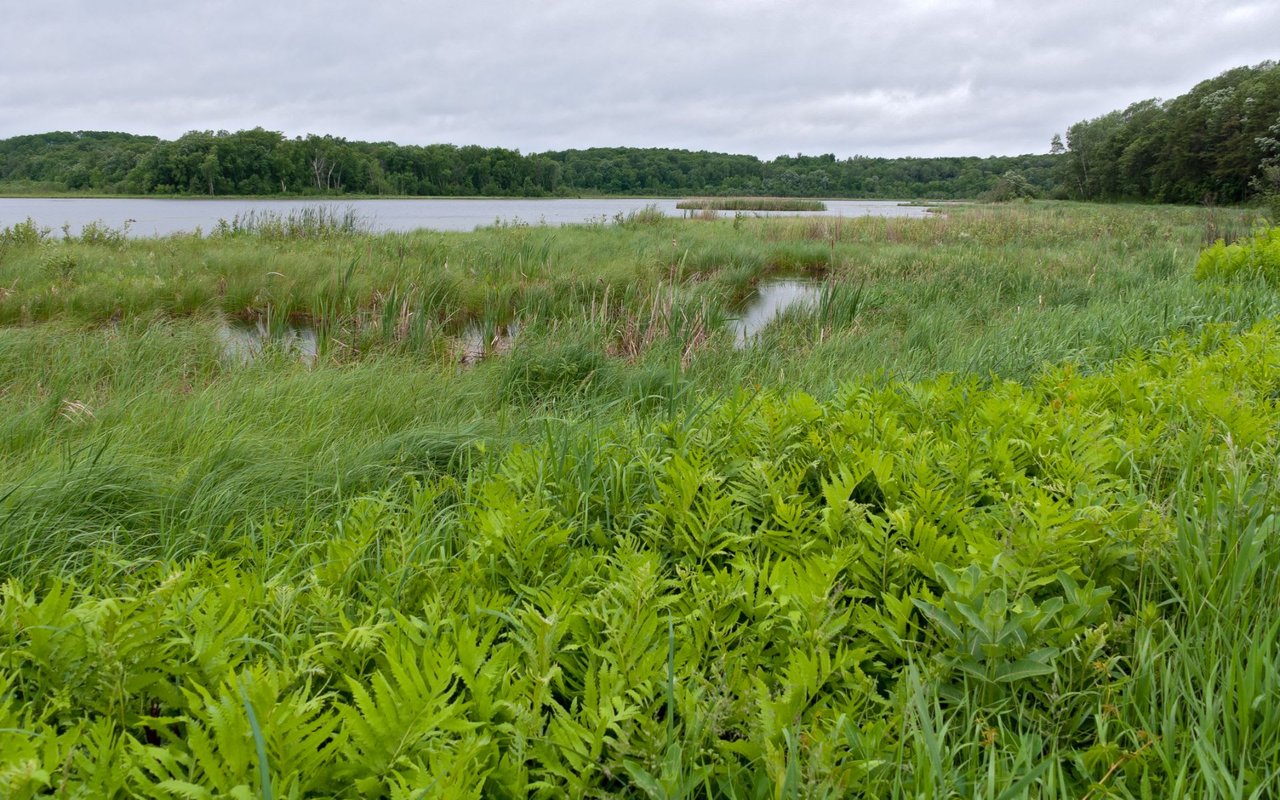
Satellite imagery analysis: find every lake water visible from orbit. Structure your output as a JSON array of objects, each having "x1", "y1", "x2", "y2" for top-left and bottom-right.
[{"x1": 0, "y1": 197, "x2": 930, "y2": 237}]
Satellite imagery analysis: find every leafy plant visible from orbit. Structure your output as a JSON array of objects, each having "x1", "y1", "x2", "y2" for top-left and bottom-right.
[{"x1": 1194, "y1": 223, "x2": 1280, "y2": 283}]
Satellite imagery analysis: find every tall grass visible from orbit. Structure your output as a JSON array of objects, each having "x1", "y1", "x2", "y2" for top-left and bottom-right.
[
  {"x1": 212, "y1": 205, "x2": 367, "y2": 239},
  {"x1": 2, "y1": 203, "x2": 1279, "y2": 796},
  {"x1": 3, "y1": 319, "x2": 1280, "y2": 795}
]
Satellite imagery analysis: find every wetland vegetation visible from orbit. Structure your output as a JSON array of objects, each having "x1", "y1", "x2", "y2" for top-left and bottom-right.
[
  {"x1": 3, "y1": 199, "x2": 1280, "y2": 797},
  {"x1": 676, "y1": 198, "x2": 828, "y2": 212}
]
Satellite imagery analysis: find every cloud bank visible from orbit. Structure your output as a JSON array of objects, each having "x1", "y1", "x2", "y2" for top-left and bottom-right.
[{"x1": 2, "y1": 0, "x2": 1276, "y2": 157}]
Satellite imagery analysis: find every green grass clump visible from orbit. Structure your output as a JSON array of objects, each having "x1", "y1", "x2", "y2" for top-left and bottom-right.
[
  {"x1": 500, "y1": 333, "x2": 611, "y2": 403},
  {"x1": 212, "y1": 205, "x2": 368, "y2": 240}
]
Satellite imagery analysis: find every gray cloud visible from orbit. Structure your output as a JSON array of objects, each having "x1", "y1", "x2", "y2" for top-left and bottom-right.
[{"x1": 2, "y1": 0, "x2": 1276, "y2": 157}]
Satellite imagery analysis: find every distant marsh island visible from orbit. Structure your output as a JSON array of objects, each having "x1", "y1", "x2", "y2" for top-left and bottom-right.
[{"x1": 676, "y1": 197, "x2": 828, "y2": 212}]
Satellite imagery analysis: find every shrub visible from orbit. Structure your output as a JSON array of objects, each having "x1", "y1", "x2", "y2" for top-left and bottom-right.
[{"x1": 0, "y1": 217, "x2": 50, "y2": 248}]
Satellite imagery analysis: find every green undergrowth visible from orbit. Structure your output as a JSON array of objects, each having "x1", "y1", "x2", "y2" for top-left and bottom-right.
[
  {"x1": 3, "y1": 318, "x2": 1280, "y2": 797},
  {"x1": 1195, "y1": 223, "x2": 1280, "y2": 284},
  {"x1": 2, "y1": 207, "x2": 1279, "y2": 797}
]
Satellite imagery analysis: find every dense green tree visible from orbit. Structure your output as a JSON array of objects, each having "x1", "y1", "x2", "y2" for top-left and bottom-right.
[
  {"x1": 3, "y1": 130, "x2": 1058, "y2": 200},
  {"x1": 1061, "y1": 61, "x2": 1280, "y2": 203},
  {"x1": 0, "y1": 131, "x2": 157, "y2": 192}
]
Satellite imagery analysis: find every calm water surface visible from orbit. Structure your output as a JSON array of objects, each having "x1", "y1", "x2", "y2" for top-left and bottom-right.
[
  {"x1": 730, "y1": 278, "x2": 824, "y2": 347},
  {"x1": 217, "y1": 319, "x2": 318, "y2": 364},
  {"x1": 217, "y1": 317, "x2": 522, "y2": 366},
  {"x1": 0, "y1": 197, "x2": 930, "y2": 237}
]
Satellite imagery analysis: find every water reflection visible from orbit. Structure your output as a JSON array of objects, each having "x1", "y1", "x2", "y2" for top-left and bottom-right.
[
  {"x1": 460, "y1": 321, "x2": 520, "y2": 364},
  {"x1": 217, "y1": 319, "x2": 318, "y2": 364},
  {"x1": 215, "y1": 316, "x2": 524, "y2": 366},
  {"x1": 729, "y1": 279, "x2": 822, "y2": 347}
]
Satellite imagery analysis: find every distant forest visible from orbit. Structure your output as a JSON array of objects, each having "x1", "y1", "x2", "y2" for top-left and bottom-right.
[
  {"x1": 1, "y1": 61, "x2": 1276, "y2": 203},
  {"x1": 0, "y1": 131, "x2": 1056, "y2": 200}
]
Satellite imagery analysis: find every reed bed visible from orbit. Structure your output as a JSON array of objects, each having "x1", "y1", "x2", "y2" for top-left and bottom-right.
[{"x1": 677, "y1": 197, "x2": 828, "y2": 211}]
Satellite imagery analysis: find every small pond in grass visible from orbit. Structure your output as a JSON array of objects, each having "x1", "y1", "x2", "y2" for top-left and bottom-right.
[
  {"x1": 729, "y1": 278, "x2": 823, "y2": 347},
  {"x1": 461, "y1": 321, "x2": 520, "y2": 364},
  {"x1": 216, "y1": 317, "x2": 520, "y2": 365},
  {"x1": 217, "y1": 319, "x2": 318, "y2": 364}
]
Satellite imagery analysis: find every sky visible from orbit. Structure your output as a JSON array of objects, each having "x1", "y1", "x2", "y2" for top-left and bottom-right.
[{"x1": 1, "y1": 0, "x2": 1277, "y2": 159}]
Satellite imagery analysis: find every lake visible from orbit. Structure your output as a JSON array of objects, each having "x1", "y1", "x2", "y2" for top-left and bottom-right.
[{"x1": 0, "y1": 197, "x2": 931, "y2": 237}]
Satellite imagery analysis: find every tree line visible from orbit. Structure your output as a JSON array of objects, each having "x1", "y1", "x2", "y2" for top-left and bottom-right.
[
  {"x1": 2, "y1": 61, "x2": 1277, "y2": 204},
  {"x1": 1057, "y1": 60, "x2": 1280, "y2": 204},
  {"x1": 0, "y1": 129, "x2": 1056, "y2": 200}
]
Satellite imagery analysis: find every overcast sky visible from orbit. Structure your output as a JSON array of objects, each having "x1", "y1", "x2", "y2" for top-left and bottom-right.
[{"x1": 1, "y1": 0, "x2": 1276, "y2": 159}]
